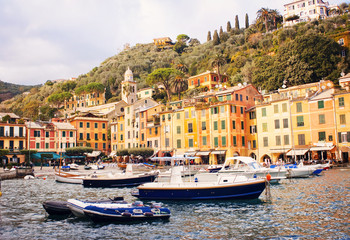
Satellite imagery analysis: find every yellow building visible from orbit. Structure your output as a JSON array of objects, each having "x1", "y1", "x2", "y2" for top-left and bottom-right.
[{"x1": 187, "y1": 71, "x2": 229, "y2": 91}]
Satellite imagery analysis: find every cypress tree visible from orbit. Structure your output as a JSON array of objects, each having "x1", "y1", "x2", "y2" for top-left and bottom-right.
[
  {"x1": 245, "y1": 13, "x2": 249, "y2": 29},
  {"x1": 235, "y1": 15, "x2": 240, "y2": 30},
  {"x1": 212, "y1": 30, "x2": 220, "y2": 45},
  {"x1": 219, "y1": 26, "x2": 224, "y2": 39},
  {"x1": 227, "y1": 21, "x2": 232, "y2": 32},
  {"x1": 207, "y1": 31, "x2": 212, "y2": 41}
]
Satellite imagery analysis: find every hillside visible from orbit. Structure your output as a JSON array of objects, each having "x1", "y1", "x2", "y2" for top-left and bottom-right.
[
  {"x1": 2, "y1": 12, "x2": 350, "y2": 120},
  {"x1": 0, "y1": 80, "x2": 39, "y2": 103}
]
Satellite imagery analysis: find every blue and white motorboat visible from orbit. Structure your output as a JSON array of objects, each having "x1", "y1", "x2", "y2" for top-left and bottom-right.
[
  {"x1": 132, "y1": 166, "x2": 266, "y2": 200},
  {"x1": 284, "y1": 162, "x2": 322, "y2": 178},
  {"x1": 67, "y1": 198, "x2": 170, "y2": 222}
]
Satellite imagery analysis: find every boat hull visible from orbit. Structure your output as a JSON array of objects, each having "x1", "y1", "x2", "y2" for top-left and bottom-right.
[
  {"x1": 83, "y1": 206, "x2": 170, "y2": 222},
  {"x1": 43, "y1": 201, "x2": 71, "y2": 215},
  {"x1": 55, "y1": 173, "x2": 84, "y2": 184},
  {"x1": 83, "y1": 174, "x2": 157, "y2": 188},
  {"x1": 133, "y1": 180, "x2": 266, "y2": 200}
]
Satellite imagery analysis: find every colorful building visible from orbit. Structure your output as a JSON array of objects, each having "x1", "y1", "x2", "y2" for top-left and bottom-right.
[{"x1": 187, "y1": 71, "x2": 229, "y2": 91}]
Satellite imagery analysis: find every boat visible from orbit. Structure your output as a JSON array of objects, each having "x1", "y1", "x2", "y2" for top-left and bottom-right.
[
  {"x1": 151, "y1": 157, "x2": 199, "y2": 177},
  {"x1": 132, "y1": 165, "x2": 266, "y2": 200},
  {"x1": 43, "y1": 200, "x2": 71, "y2": 215},
  {"x1": 82, "y1": 164, "x2": 158, "y2": 188},
  {"x1": 68, "y1": 163, "x2": 79, "y2": 170},
  {"x1": 284, "y1": 162, "x2": 321, "y2": 178},
  {"x1": 207, "y1": 165, "x2": 223, "y2": 173},
  {"x1": 67, "y1": 197, "x2": 125, "y2": 218},
  {"x1": 67, "y1": 198, "x2": 170, "y2": 222},
  {"x1": 195, "y1": 156, "x2": 287, "y2": 184},
  {"x1": 54, "y1": 170, "x2": 86, "y2": 184},
  {"x1": 90, "y1": 164, "x2": 105, "y2": 170}
]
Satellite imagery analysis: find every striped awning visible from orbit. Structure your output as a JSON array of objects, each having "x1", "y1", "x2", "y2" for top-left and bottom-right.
[
  {"x1": 196, "y1": 151, "x2": 211, "y2": 156},
  {"x1": 310, "y1": 146, "x2": 334, "y2": 151},
  {"x1": 286, "y1": 149, "x2": 309, "y2": 156},
  {"x1": 210, "y1": 150, "x2": 226, "y2": 155}
]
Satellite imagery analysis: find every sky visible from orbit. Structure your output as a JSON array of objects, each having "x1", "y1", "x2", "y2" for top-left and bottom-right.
[{"x1": 0, "y1": 0, "x2": 347, "y2": 86}]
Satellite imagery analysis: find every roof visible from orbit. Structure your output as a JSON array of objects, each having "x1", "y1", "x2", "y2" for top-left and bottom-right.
[
  {"x1": 188, "y1": 70, "x2": 228, "y2": 79},
  {"x1": 52, "y1": 122, "x2": 76, "y2": 130},
  {"x1": 309, "y1": 89, "x2": 334, "y2": 101},
  {"x1": 0, "y1": 112, "x2": 20, "y2": 119},
  {"x1": 25, "y1": 121, "x2": 44, "y2": 129}
]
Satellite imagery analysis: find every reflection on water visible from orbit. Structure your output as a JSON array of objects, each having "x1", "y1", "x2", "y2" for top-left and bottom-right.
[{"x1": 0, "y1": 168, "x2": 349, "y2": 239}]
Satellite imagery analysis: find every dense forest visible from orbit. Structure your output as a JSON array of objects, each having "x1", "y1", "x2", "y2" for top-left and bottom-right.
[
  {"x1": 0, "y1": 80, "x2": 38, "y2": 103},
  {"x1": 2, "y1": 4, "x2": 350, "y2": 121}
]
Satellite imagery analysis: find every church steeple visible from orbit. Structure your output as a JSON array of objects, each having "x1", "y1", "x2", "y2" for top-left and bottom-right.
[{"x1": 121, "y1": 67, "x2": 137, "y2": 104}]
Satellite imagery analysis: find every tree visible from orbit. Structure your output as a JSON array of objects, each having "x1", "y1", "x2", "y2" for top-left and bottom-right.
[
  {"x1": 257, "y1": 8, "x2": 270, "y2": 32},
  {"x1": 105, "y1": 83, "x2": 112, "y2": 101},
  {"x1": 245, "y1": 13, "x2": 249, "y2": 29},
  {"x1": 269, "y1": 9, "x2": 282, "y2": 29},
  {"x1": 47, "y1": 92, "x2": 72, "y2": 109},
  {"x1": 207, "y1": 31, "x2": 212, "y2": 42},
  {"x1": 211, "y1": 54, "x2": 227, "y2": 84},
  {"x1": 219, "y1": 26, "x2": 224, "y2": 39},
  {"x1": 212, "y1": 30, "x2": 220, "y2": 45},
  {"x1": 174, "y1": 34, "x2": 190, "y2": 54},
  {"x1": 235, "y1": 15, "x2": 240, "y2": 30},
  {"x1": 173, "y1": 61, "x2": 189, "y2": 100},
  {"x1": 61, "y1": 80, "x2": 77, "y2": 92},
  {"x1": 227, "y1": 21, "x2": 232, "y2": 32},
  {"x1": 147, "y1": 68, "x2": 176, "y2": 102}
]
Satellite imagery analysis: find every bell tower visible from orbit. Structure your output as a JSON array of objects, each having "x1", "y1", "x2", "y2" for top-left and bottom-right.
[{"x1": 121, "y1": 67, "x2": 137, "y2": 104}]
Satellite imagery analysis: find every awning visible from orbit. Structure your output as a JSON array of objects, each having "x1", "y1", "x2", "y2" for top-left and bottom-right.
[
  {"x1": 184, "y1": 151, "x2": 197, "y2": 157},
  {"x1": 340, "y1": 146, "x2": 350, "y2": 152},
  {"x1": 109, "y1": 151, "x2": 116, "y2": 157},
  {"x1": 31, "y1": 152, "x2": 62, "y2": 160},
  {"x1": 86, "y1": 151, "x2": 101, "y2": 157},
  {"x1": 269, "y1": 148, "x2": 290, "y2": 154},
  {"x1": 64, "y1": 155, "x2": 86, "y2": 159},
  {"x1": 310, "y1": 146, "x2": 335, "y2": 151},
  {"x1": 196, "y1": 151, "x2": 211, "y2": 156},
  {"x1": 286, "y1": 149, "x2": 309, "y2": 156},
  {"x1": 211, "y1": 150, "x2": 226, "y2": 155}
]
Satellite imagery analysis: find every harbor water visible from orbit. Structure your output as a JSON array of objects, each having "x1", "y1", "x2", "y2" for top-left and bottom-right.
[{"x1": 0, "y1": 168, "x2": 349, "y2": 239}]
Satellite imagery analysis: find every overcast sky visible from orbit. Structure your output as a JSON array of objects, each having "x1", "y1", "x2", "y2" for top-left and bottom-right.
[{"x1": 0, "y1": 0, "x2": 347, "y2": 85}]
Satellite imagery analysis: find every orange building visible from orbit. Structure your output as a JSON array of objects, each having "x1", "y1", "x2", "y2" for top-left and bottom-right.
[
  {"x1": 0, "y1": 113, "x2": 26, "y2": 165},
  {"x1": 187, "y1": 71, "x2": 229, "y2": 91},
  {"x1": 69, "y1": 113, "x2": 109, "y2": 154}
]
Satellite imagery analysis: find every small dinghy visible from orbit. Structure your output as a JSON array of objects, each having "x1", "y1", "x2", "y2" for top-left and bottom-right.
[
  {"x1": 42, "y1": 201, "x2": 71, "y2": 215},
  {"x1": 67, "y1": 198, "x2": 170, "y2": 222}
]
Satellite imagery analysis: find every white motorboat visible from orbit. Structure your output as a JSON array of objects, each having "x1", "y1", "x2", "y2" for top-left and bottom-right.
[
  {"x1": 55, "y1": 170, "x2": 86, "y2": 184},
  {"x1": 195, "y1": 156, "x2": 287, "y2": 183},
  {"x1": 284, "y1": 162, "x2": 321, "y2": 178}
]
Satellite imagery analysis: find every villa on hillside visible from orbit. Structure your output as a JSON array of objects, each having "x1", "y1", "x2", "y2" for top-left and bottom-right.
[
  {"x1": 283, "y1": 0, "x2": 340, "y2": 26},
  {"x1": 153, "y1": 37, "x2": 173, "y2": 49}
]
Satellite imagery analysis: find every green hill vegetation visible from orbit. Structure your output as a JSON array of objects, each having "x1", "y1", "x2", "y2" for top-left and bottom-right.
[
  {"x1": 2, "y1": 5, "x2": 350, "y2": 121},
  {"x1": 0, "y1": 80, "x2": 39, "y2": 103}
]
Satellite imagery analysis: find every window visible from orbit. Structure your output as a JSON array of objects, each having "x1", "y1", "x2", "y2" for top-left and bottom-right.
[
  {"x1": 235, "y1": 94, "x2": 238, "y2": 101},
  {"x1": 177, "y1": 139, "x2": 181, "y2": 148},
  {"x1": 87, "y1": 133, "x2": 90, "y2": 140},
  {"x1": 227, "y1": 95, "x2": 231, "y2": 101},
  {"x1": 276, "y1": 136, "x2": 281, "y2": 146},
  {"x1": 298, "y1": 134, "x2": 306, "y2": 145},
  {"x1": 94, "y1": 123, "x2": 98, "y2": 128},
  {"x1": 249, "y1": 111, "x2": 256, "y2": 119},
  {"x1": 141, "y1": 133, "x2": 144, "y2": 141},
  {"x1": 282, "y1": 103, "x2": 287, "y2": 112},
  {"x1": 221, "y1": 120, "x2": 226, "y2": 130},
  {"x1": 70, "y1": 131, "x2": 73, "y2": 137},
  {"x1": 120, "y1": 124, "x2": 123, "y2": 131},
  {"x1": 95, "y1": 133, "x2": 98, "y2": 140},
  {"x1": 231, "y1": 106, "x2": 236, "y2": 113},
  {"x1": 262, "y1": 108, "x2": 266, "y2": 117},
  {"x1": 79, "y1": 122, "x2": 83, "y2": 128},
  {"x1": 233, "y1": 136, "x2": 237, "y2": 146},
  {"x1": 34, "y1": 130, "x2": 40, "y2": 137},
  {"x1": 262, "y1": 123, "x2": 268, "y2": 132},
  {"x1": 340, "y1": 114, "x2": 346, "y2": 125},
  {"x1": 284, "y1": 135, "x2": 290, "y2": 145},
  {"x1": 319, "y1": 114, "x2": 325, "y2": 124},
  {"x1": 201, "y1": 110, "x2": 205, "y2": 117},
  {"x1": 240, "y1": 94, "x2": 243, "y2": 101},
  {"x1": 241, "y1": 136, "x2": 245, "y2": 147},
  {"x1": 239, "y1": 107, "x2": 243, "y2": 114},
  {"x1": 219, "y1": 96, "x2": 223, "y2": 101},
  {"x1": 185, "y1": 111, "x2": 189, "y2": 119},
  {"x1": 44, "y1": 131, "x2": 49, "y2": 138},
  {"x1": 201, "y1": 122, "x2": 206, "y2": 130},
  {"x1": 318, "y1": 100, "x2": 324, "y2": 109},
  {"x1": 102, "y1": 123, "x2": 106, "y2": 129},
  {"x1": 296, "y1": 103, "x2": 302, "y2": 113},
  {"x1": 253, "y1": 140, "x2": 256, "y2": 149},
  {"x1": 232, "y1": 120, "x2": 236, "y2": 129},
  {"x1": 318, "y1": 131, "x2": 326, "y2": 141},
  {"x1": 214, "y1": 121, "x2": 218, "y2": 130},
  {"x1": 102, "y1": 133, "x2": 106, "y2": 141},
  {"x1": 297, "y1": 116, "x2": 304, "y2": 127},
  {"x1": 79, "y1": 133, "x2": 83, "y2": 140},
  {"x1": 220, "y1": 106, "x2": 225, "y2": 113},
  {"x1": 188, "y1": 123, "x2": 193, "y2": 133},
  {"x1": 202, "y1": 136, "x2": 207, "y2": 146},
  {"x1": 95, "y1": 143, "x2": 98, "y2": 149},
  {"x1": 211, "y1": 107, "x2": 219, "y2": 114},
  {"x1": 189, "y1": 139, "x2": 193, "y2": 148},
  {"x1": 222, "y1": 136, "x2": 226, "y2": 147},
  {"x1": 274, "y1": 104, "x2": 279, "y2": 113},
  {"x1": 214, "y1": 137, "x2": 218, "y2": 147},
  {"x1": 275, "y1": 119, "x2": 280, "y2": 129},
  {"x1": 177, "y1": 126, "x2": 181, "y2": 134},
  {"x1": 45, "y1": 143, "x2": 49, "y2": 149},
  {"x1": 250, "y1": 125, "x2": 256, "y2": 134},
  {"x1": 177, "y1": 113, "x2": 180, "y2": 119},
  {"x1": 86, "y1": 122, "x2": 90, "y2": 128},
  {"x1": 149, "y1": 128, "x2": 152, "y2": 135},
  {"x1": 283, "y1": 119, "x2": 289, "y2": 128},
  {"x1": 263, "y1": 137, "x2": 268, "y2": 147},
  {"x1": 339, "y1": 97, "x2": 344, "y2": 107},
  {"x1": 241, "y1": 121, "x2": 244, "y2": 130}
]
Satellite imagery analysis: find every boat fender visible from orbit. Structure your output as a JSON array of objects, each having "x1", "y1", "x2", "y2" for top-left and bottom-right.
[
  {"x1": 253, "y1": 174, "x2": 257, "y2": 178},
  {"x1": 144, "y1": 212, "x2": 154, "y2": 217},
  {"x1": 122, "y1": 212, "x2": 132, "y2": 217}
]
